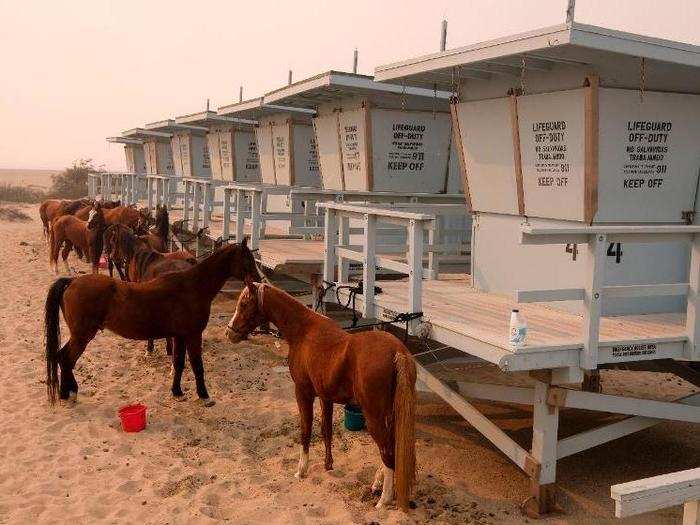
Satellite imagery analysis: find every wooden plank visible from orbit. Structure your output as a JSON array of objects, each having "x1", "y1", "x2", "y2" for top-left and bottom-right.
[
  {"x1": 509, "y1": 93, "x2": 525, "y2": 215},
  {"x1": 549, "y1": 388, "x2": 700, "y2": 423},
  {"x1": 517, "y1": 288, "x2": 585, "y2": 303},
  {"x1": 363, "y1": 102, "x2": 374, "y2": 192},
  {"x1": 457, "y1": 382, "x2": 534, "y2": 405},
  {"x1": 582, "y1": 234, "x2": 605, "y2": 369},
  {"x1": 363, "y1": 214, "x2": 377, "y2": 318},
  {"x1": 416, "y1": 363, "x2": 539, "y2": 477},
  {"x1": 611, "y1": 467, "x2": 700, "y2": 518},
  {"x1": 687, "y1": 232, "x2": 700, "y2": 361},
  {"x1": 605, "y1": 283, "x2": 689, "y2": 298},
  {"x1": 558, "y1": 392, "x2": 700, "y2": 460},
  {"x1": 685, "y1": 501, "x2": 700, "y2": 525},
  {"x1": 323, "y1": 208, "x2": 337, "y2": 283},
  {"x1": 584, "y1": 73, "x2": 599, "y2": 224},
  {"x1": 449, "y1": 100, "x2": 472, "y2": 210},
  {"x1": 531, "y1": 381, "x2": 559, "y2": 485}
]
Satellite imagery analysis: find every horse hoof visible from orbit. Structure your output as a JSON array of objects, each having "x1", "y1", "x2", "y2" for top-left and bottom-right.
[
  {"x1": 172, "y1": 394, "x2": 187, "y2": 402},
  {"x1": 68, "y1": 391, "x2": 78, "y2": 402},
  {"x1": 375, "y1": 500, "x2": 389, "y2": 510},
  {"x1": 199, "y1": 398, "x2": 215, "y2": 407},
  {"x1": 294, "y1": 471, "x2": 305, "y2": 480},
  {"x1": 371, "y1": 486, "x2": 382, "y2": 496}
]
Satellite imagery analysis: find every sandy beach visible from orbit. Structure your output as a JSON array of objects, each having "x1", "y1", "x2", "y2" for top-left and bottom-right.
[{"x1": 0, "y1": 203, "x2": 698, "y2": 525}]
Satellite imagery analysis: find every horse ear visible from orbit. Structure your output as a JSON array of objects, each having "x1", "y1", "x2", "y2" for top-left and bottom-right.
[{"x1": 241, "y1": 236, "x2": 249, "y2": 249}]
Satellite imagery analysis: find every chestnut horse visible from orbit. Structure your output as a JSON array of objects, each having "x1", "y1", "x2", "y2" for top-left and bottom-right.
[
  {"x1": 226, "y1": 283, "x2": 416, "y2": 510},
  {"x1": 49, "y1": 203, "x2": 106, "y2": 274},
  {"x1": 140, "y1": 205, "x2": 170, "y2": 252},
  {"x1": 74, "y1": 199, "x2": 121, "y2": 221},
  {"x1": 40, "y1": 198, "x2": 92, "y2": 240},
  {"x1": 103, "y1": 205, "x2": 150, "y2": 234},
  {"x1": 44, "y1": 240, "x2": 259, "y2": 408}
]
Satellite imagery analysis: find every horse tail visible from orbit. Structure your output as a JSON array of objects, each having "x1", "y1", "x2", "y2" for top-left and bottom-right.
[
  {"x1": 45, "y1": 277, "x2": 74, "y2": 404},
  {"x1": 393, "y1": 350, "x2": 417, "y2": 511}
]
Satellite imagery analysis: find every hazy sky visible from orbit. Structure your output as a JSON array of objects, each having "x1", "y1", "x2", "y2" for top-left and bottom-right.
[{"x1": 1, "y1": 0, "x2": 699, "y2": 170}]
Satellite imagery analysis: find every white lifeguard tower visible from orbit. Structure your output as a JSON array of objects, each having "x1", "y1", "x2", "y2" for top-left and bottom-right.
[{"x1": 317, "y1": 8, "x2": 700, "y2": 516}]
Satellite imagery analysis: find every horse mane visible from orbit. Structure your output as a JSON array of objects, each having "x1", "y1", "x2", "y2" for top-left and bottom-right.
[
  {"x1": 103, "y1": 200, "x2": 121, "y2": 209},
  {"x1": 59, "y1": 199, "x2": 89, "y2": 216}
]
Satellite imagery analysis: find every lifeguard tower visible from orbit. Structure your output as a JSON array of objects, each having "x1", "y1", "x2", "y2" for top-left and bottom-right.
[
  {"x1": 99, "y1": 136, "x2": 147, "y2": 204},
  {"x1": 318, "y1": 7, "x2": 700, "y2": 516}
]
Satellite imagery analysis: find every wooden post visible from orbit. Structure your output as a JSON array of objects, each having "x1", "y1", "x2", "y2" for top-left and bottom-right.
[
  {"x1": 192, "y1": 182, "x2": 201, "y2": 230},
  {"x1": 582, "y1": 233, "x2": 606, "y2": 370},
  {"x1": 203, "y1": 183, "x2": 211, "y2": 228},
  {"x1": 338, "y1": 215, "x2": 350, "y2": 283},
  {"x1": 222, "y1": 188, "x2": 231, "y2": 240},
  {"x1": 363, "y1": 213, "x2": 377, "y2": 319},
  {"x1": 584, "y1": 74, "x2": 600, "y2": 224},
  {"x1": 686, "y1": 232, "x2": 700, "y2": 362},
  {"x1": 147, "y1": 177, "x2": 154, "y2": 211},
  {"x1": 523, "y1": 380, "x2": 559, "y2": 518},
  {"x1": 427, "y1": 216, "x2": 441, "y2": 279},
  {"x1": 323, "y1": 207, "x2": 338, "y2": 284},
  {"x1": 363, "y1": 103, "x2": 374, "y2": 191},
  {"x1": 260, "y1": 192, "x2": 269, "y2": 238},
  {"x1": 685, "y1": 500, "x2": 700, "y2": 525},
  {"x1": 235, "y1": 190, "x2": 245, "y2": 243},
  {"x1": 407, "y1": 219, "x2": 424, "y2": 333},
  {"x1": 183, "y1": 180, "x2": 191, "y2": 222},
  {"x1": 250, "y1": 190, "x2": 262, "y2": 250}
]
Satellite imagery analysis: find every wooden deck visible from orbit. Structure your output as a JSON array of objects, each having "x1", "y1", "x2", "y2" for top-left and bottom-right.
[
  {"x1": 337, "y1": 276, "x2": 688, "y2": 372},
  {"x1": 257, "y1": 239, "x2": 325, "y2": 277}
]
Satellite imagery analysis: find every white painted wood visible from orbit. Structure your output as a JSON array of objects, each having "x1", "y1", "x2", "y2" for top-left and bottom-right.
[
  {"x1": 407, "y1": 219, "x2": 424, "y2": 332},
  {"x1": 456, "y1": 382, "x2": 534, "y2": 405},
  {"x1": 604, "y1": 283, "x2": 689, "y2": 298},
  {"x1": 686, "y1": 232, "x2": 700, "y2": 361},
  {"x1": 338, "y1": 216, "x2": 351, "y2": 283},
  {"x1": 684, "y1": 500, "x2": 700, "y2": 525},
  {"x1": 363, "y1": 214, "x2": 377, "y2": 319},
  {"x1": 416, "y1": 363, "x2": 538, "y2": 476},
  {"x1": 323, "y1": 208, "x2": 337, "y2": 283},
  {"x1": 558, "y1": 392, "x2": 700, "y2": 459},
  {"x1": 222, "y1": 188, "x2": 231, "y2": 240},
  {"x1": 192, "y1": 182, "x2": 201, "y2": 230},
  {"x1": 250, "y1": 190, "x2": 262, "y2": 250},
  {"x1": 531, "y1": 381, "x2": 559, "y2": 485},
  {"x1": 581, "y1": 234, "x2": 605, "y2": 369},
  {"x1": 551, "y1": 388, "x2": 700, "y2": 423},
  {"x1": 235, "y1": 189, "x2": 245, "y2": 243},
  {"x1": 517, "y1": 288, "x2": 585, "y2": 303},
  {"x1": 611, "y1": 467, "x2": 700, "y2": 518},
  {"x1": 183, "y1": 180, "x2": 191, "y2": 222}
]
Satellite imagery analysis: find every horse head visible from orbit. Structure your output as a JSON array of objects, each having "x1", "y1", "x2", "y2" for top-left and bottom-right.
[
  {"x1": 87, "y1": 202, "x2": 106, "y2": 230},
  {"x1": 226, "y1": 281, "x2": 267, "y2": 343}
]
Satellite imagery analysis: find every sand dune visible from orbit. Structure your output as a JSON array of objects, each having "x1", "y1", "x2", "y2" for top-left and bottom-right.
[{"x1": 0, "y1": 204, "x2": 697, "y2": 524}]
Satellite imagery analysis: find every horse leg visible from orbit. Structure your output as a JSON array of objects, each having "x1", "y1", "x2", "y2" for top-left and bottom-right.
[
  {"x1": 185, "y1": 334, "x2": 214, "y2": 407},
  {"x1": 61, "y1": 241, "x2": 72, "y2": 274},
  {"x1": 294, "y1": 387, "x2": 314, "y2": 479},
  {"x1": 49, "y1": 233, "x2": 60, "y2": 274},
  {"x1": 320, "y1": 399, "x2": 334, "y2": 470},
  {"x1": 145, "y1": 339, "x2": 154, "y2": 356},
  {"x1": 165, "y1": 337, "x2": 173, "y2": 356},
  {"x1": 107, "y1": 257, "x2": 114, "y2": 278},
  {"x1": 59, "y1": 333, "x2": 94, "y2": 403},
  {"x1": 171, "y1": 337, "x2": 186, "y2": 400},
  {"x1": 364, "y1": 414, "x2": 395, "y2": 508}
]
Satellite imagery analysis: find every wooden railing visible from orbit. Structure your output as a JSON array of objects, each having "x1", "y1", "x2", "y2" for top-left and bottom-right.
[
  {"x1": 88, "y1": 172, "x2": 145, "y2": 205},
  {"x1": 611, "y1": 467, "x2": 699, "y2": 522},
  {"x1": 519, "y1": 223, "x2": 700, "y2": 370},
  {"x1": 318, "y1": 201, "x2": 470, "y2": 329}
]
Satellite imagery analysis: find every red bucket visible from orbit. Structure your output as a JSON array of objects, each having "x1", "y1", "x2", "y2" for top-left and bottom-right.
[{"x1": 118, "y1": 404, "x2": 147, "y2": 432}]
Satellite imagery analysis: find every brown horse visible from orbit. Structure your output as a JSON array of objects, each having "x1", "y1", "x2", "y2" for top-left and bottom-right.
[
  {"x1": 103, "y1": 205, "x2": 150, "y2": 234},
  {"x1": 140, "y1": 205, "x2": 170, "y2": 252},
  {"x1": 225, "y1": 283, "x2": 416, "y2": 510},
  {"x1": 74, "y1": 199, "x2": 121, "y2": 221},
  {"x1": 40, "y1": 198, "x2": 92, "y2": 240},
  {"x1": 44, "y1": 240, "x2": 259, "y2": 408},
  {"x1": 49, "y1": 202, "x2": 106, "y2": 274}
]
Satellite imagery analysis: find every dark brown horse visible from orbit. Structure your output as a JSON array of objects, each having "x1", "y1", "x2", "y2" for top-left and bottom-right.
[
  {"x1": 40, "y1": 198, "x2": 92, "y2": 240},
  {"x1": 49, "y1": 202, "x2": 106, "y2": 274},
  {"x1": 140, "y1": 204, "x2": 170, "y2": 252},
  {"x1": 44, "y1": 240, "x2": 259, "y2": 408},
  {"x1": 103, "y1": 205, "x2": 150, "y2": 234},
  {"x1": 225, "y1": 283, "x2": 416, "y2": 510}
]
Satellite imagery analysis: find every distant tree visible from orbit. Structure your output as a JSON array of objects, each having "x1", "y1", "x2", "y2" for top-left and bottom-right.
[{"x1": 49, "y1": 159, "x2": 104, "y2": 199}]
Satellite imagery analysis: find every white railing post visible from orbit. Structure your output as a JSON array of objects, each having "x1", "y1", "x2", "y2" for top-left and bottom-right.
[
  {"x1": 686, "y1": 232, "x2": 700, "y2": 362},
  {"x1": 203, "y1": 183, "x2": 211, "y2": 228},
  {"x1": 192, "y1": 182, "x2": 201, "y2": 230},
  {"x1": 222, "y1": 188, "x2": 231, "y2": 240},
  {"x1": 363, "y1": 213, "x2": 377, "y2": 319},
  {"x1": 183, "y1": 180, "x2": 191, "y2": 222},
  {"x1": 427, "y1": 216, "x2": 441, "y2": 279},
  {"x1": 407, "y1": 219, "x2": 425, "y2": 331},
  {"x1": 582, "y1": 233, "x2": 606, "y2": 370},
  {"x1": 338, "y1": 215, "x2": 350, "y2": 283},
  {"x1": 323, "y1": 207, "x2": 338, "y2": 284},
  {"x1": 235, "y1": 189, "x2": 245, "y2": 243},
  {"x1": 147, "y1": 178, "x2": 154, "y2": 211},
  {"x1": 260, "y1": 192, "x2": 269, "y2": 238},
  {"x1": 250, "y1": 190, "x2": 262, "y2": 250}
]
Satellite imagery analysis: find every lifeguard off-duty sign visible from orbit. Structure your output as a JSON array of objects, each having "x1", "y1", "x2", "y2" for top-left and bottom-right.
[{"x1": 456, "y1": 88, "x2": 700, "y2": 223}]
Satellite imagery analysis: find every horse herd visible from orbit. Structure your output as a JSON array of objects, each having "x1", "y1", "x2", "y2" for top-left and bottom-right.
[{"x1": 38, "y1": 197, "x2": 417, "y2": 510}]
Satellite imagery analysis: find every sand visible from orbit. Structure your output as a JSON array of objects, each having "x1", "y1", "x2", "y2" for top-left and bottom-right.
[{"x1": 0, "y1": 203, "x2": 698, "y2": 524}]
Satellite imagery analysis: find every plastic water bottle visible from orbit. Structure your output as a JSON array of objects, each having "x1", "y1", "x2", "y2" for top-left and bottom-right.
[{"x1": 509, "y1": 309, "x2": 527, "y2": 348}]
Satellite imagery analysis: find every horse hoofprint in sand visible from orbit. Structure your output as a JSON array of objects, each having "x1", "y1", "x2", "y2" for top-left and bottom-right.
[{"x1": 226, "y1": 282, "x2": 417, "y2": 510}]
